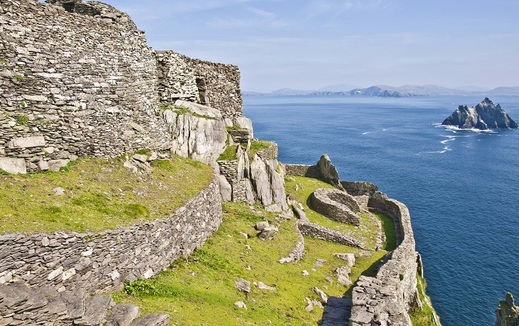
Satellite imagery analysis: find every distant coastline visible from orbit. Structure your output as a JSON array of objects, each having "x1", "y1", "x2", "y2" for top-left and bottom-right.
[{"x1": 244, "y1": 85, "x2": 519, "y2": 97}]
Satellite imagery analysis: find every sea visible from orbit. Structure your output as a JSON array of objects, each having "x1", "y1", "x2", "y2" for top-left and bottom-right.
[{"x1": 243, "y1": 95, "x2": 519, "y2": 326}]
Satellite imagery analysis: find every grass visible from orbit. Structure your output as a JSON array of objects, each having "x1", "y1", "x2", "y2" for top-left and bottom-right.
[
  {"x1": 0, "y1": 155, "x2": 214, "y2": 234},
  {"x1": 114, "y1": 176, "x2": 397, "y2": 325},
  {"x1": 249, "y1": 140, "x2": 272, "y2": 159},
  {"x1": 159, "y1": 102, "x2": 215, "y2": 119},
  {"x1": 410, "y1": 272, "x2": 441, "y2": 326},
  {"x1": 218, "y1": 145, "x2": 238, "y2": 161},
  {"x1": 16, "y1": 114, "x2": 29, "y2": 126},
  {"x1": 285, "y1": 176, "x2": 386, "y2": 250}
]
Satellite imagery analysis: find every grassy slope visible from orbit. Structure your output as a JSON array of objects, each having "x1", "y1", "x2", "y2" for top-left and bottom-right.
[
  {"x1": 114, "y1": 176, "x2": 397, "y2": 325},
  {"x1": 0, "y1": 155, "x2": 214, "y2": 234}
]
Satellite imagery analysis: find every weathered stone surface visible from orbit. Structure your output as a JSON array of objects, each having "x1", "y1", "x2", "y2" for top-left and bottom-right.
[
  {"x1": 250, "y1": 153, "x2": 288, "y2": 212},
  {"x1": 156, "y1": 50, "x2": 242, "y2": 119},
  {"x1": 132, "y1": 313, "x2": 169, "y2": 326},
  {"x1": 350, "y1": 192, "x2": 419, "y2": 326},
  {"x1": 255, "y1": 221, "x2": 270, "y2": 231},
  {"x1": 310, "y1": 188, "x2": 361, "y2": 226},
  {"x1": 298, "y1": 220, "x2": 364, "y2": 248},
  {"x1": 442, "y1": 98, "x2": 518, "y2": 130},
  {"x1": 48, "y1": 159, "x2": 70, "y2": 172},
  {"x1": 278, "y1": 218, "x2": 305, "y2": 264},
  {"x1": 341, "y1": 181, "x2": 379, "y2": 196},
  {"x1": 256, "y1": 281, "x2": 276, "y2": 291},
  {"x1": 335, "y1": 266, "x2": 352, "y2": 286},
  {"x1": 105, "y1": 304, "x2": 140, "y2": 326},
  {"x1": 234, "y1": 116, "x2": 253, "y2": 138},
  {"x1": 7, "y1": 136, "x2": 46, "y2": 149},
  {"x1": 496, "y1": 292, "x2": 519, "y2": 326},
  {"x1": 0, "y1": 157, "x2": 26, "y2": 174},
  {"x1": 74, "y1": 295, "x2": 112, "y2": 326},
  {"x1": 234, "y1": 301, "x2": 247, "y2": 309},
  {"x1": 333, "y1": 253, "x2": 356, "y2": 267},
  {"x1": 235, "y1": 278, "x2": 251, "y2": 293},
  {"x1": 0, "y1": 0, "x2": 242, "y2": 173},
  {"x1": 217, "y1": 175, "x2": 232, "y2": 202},
  {"x1": 257, "y1": 225, "x2": 278, "y2": 240},
  {"x1": 316, "y1": 154, "x2": 340, "y2": 186},
  {"x1": 163, "y1": 109, "x2": 227, "y2": 165},
  {"x1": 174, "y1": 100, "x2": 223, "y2": 119},
  {"x1": 313, "y1": 287, "x2": 328, "y2": 304}
]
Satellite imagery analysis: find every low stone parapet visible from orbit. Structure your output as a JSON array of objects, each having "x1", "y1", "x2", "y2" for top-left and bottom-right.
[
  {"x1": 309, "y1": 188, "x2": 361, "y2": 226},
  {"x1": 0, "y1": 177, "x2": 223, "y2": 295},
  {"x1": 349, "y1": 192, "x2": 418, "y2": 326}
]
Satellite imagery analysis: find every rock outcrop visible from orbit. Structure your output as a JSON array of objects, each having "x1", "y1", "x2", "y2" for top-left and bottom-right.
[
  {"x1": 496, "y1": 292, "x2": 519, "y2": 326},
  {"x1": 162, "y1": 101, "x2": 227, "y2": 166},
  {"x1": 442, "y1": 98, "x2": 518, "y2": 130}
]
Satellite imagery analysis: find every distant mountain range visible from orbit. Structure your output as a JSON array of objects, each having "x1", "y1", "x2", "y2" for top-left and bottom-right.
[{"x1": 243, "y1": 85, "x2": 519, "y2": 97}]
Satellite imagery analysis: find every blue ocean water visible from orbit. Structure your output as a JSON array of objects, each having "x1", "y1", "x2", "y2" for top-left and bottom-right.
[{"x1": 243, "y1": 96, "x2": 519, "y2": 326}]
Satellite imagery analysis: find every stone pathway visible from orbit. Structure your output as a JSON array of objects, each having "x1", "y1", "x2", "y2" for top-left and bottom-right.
[{"x1": 320, "y1": 296, "x2": 352, "y2": 326}]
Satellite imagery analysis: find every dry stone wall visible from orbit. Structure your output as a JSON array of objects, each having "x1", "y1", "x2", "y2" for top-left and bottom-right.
[
  {"x1": 0, "y1": 178, "x2": 222, "y2": 295},
  {"x1": 0, "y1": 0, "x2": 169, "y2": 171},
  {"x1": 286, "y1": 157, "x2": 420, "y2": 326},
  {"x1": 0, "y1": 0, "x2": 243, "y2": 173},
  {"x1": 156, "y1": 50, "x2": 242, "y2": 119},
  {"x1": 350, "y1": 192, "x2": 418, "y2": 326}
]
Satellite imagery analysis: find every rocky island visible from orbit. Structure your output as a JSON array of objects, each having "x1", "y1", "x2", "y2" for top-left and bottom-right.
[{"x1": 441, "y1": 98, "x2": 518, "y2": 130}]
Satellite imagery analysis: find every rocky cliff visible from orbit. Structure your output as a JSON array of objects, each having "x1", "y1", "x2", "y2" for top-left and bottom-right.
[
  {"x1": 442, "y1": 98, "x2": 518, "y2": 130},
  {"x1": 496, "y1": 293, "x2": 519, "y2": 326}
]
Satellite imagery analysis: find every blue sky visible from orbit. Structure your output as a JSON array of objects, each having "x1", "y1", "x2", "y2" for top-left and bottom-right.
[{"x1": 104, "y1": 0, "x2": 519, "y2": 92}]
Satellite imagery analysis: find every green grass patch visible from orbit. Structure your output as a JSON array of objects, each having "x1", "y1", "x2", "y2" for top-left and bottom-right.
[
  {"x1": 249, "y1": 140, "x2": 271, "y2": 159},
  {"x1": 159, "y1": 102, "x2": 215, "y2": 119},
  {"x1": 16, "y1": 114, "x2": 29, "y2": 126},
  {"x1": 114, "y1": 175, "x2": 399, "y2": 325},
  {"x1": 114, "y1": 201, "x2": 367, "y2": 325},
  {"x1": 12, "y1": 74, "x2": 25, "y2": 82},
  {"x1": 0, "y1": 155, "x2": 213, "y2": 234},
  {"x1": 285, "y1": 176, "x2": 383, "y2": 250},
  {"x1": 410, "y1": 272, "x2": 441, "y2": 326},
  {"x1": 217, "y1": 145, "x2": 238, "y2": 161}
]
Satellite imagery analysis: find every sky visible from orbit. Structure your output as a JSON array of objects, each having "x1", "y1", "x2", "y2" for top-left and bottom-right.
[{"x1": 102, "y1": 0, "x2": 519, "y2": 92}]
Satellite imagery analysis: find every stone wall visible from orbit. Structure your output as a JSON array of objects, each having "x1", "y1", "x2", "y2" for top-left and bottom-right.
[
  {"x1": 156, "y1": 50, "x2": 242, "y2": 119},
  {"x1": 0, "y1": 0, "x2": 243, "y2": 173},
  {"x1": 350, "y1": 192, "x2": 418, "y2": 326},
  {"x1": 0, "y1": 178, "x2": 222, "y2": 295},
  {"x1": 309, "y1": 188, "x2": 361, "y2": 226},
  {"x1": 0, "y1": 0, "x2": 169, "y2": 172}
]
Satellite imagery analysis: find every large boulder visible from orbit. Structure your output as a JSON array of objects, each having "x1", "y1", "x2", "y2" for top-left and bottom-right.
[
  {"x1": 316, "y1": 154, "x2": 341, "y2": 187},
  {"x1": 163, "y1": 106, "x2": 227, "y2": 165},
  {"x1": 250, "y1": 154, "x2": 288, "y2": 212},
  {"x1": 442, "y1": 98, "x2": 518, "y2": 130}
]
